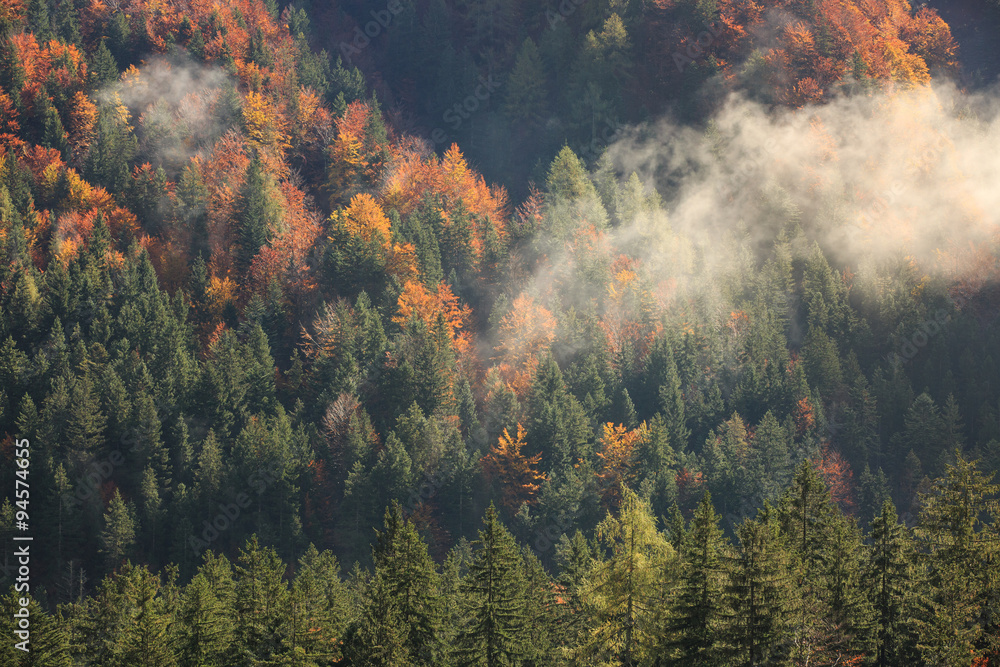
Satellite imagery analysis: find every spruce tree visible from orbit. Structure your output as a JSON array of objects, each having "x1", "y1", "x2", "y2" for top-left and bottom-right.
[
  {"x1": 457, "y1": 503, "x2": 528, "y2": 667},
  {"x1": 371, "y1": 502, "x2": 444, "y2": 665},
  {"x1": 342, "y1": 568, "x2": 410, "y2": 666},
  {"x1": 913, "y1": 452, "x2": 998, "y2": 664},
  {"x1": 721, "y1": 514, "x2": 793, "y2": 667},
  {"x1": 505, "y1": 38, "x2": 547, "y2": 124},
  {"x1": 665, "y1": 491, "x2": 726, "y2": 665},
  {"x1": 291, "y1": 545, "x2": 350, "y2": 664},
  {"x1": 865, "y1": 500, "x2": 917, "y2": 667},
  {"x1": 236, "y1": 155, "x2": 282, "y2": 272},
  {"x1": 26, "y1": 0, "x2": 52, "y2": 43},
  {"x1": 176, "y1": 572, "x2": 232, "y2": 667},
  {"x1": 232, "y1": 536, "x2": 291, "y2": 664},
  {"x1": 0, "y1": 588, "x2": 71, "y2": 665},
  {"x1": 55, "y1": 0, "x2": 81, "y2": 45},
  {"x1": 99, "y1": 490, "x2": 137, "y2": 570}
]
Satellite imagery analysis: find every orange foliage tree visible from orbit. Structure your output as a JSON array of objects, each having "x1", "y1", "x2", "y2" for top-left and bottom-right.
[
  {"x1": 482, "y1": 423, "x2": 545, "y2": 513},
  {"x1": 382, "y1": 143, "x2": 508, "y2": 260},
  {"x1": 242, "y1": 89, "x2": 290, "y2": 161},
  {"x1": 595, "y1": 422, "x2": 646, "y2": 507},
  {"x1": 816, "y1": 444, "x2": 856, "y2": 513},
  {"x1": 332, "y1": 192, "x2": 392, "y2": 247},
  {"x1": 493, "y1": 294, "x2": 557, "y2": 398},
  {"x1": 325, "y1": 100, "x2": 388, "y2": 206}
]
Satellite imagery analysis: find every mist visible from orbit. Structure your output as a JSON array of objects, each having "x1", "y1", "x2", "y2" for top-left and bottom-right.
[
  {"x1": 101, "y1": 54, "x2": 238, "y2": 175},
  {"x1": 601, "y1": 82, "x2": 1000, "y2": 284}
]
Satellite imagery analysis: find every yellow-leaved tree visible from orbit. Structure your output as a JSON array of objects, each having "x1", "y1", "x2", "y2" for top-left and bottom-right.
[
  {"x1": 481, "y1": 423, "x2": 545, "y2": 513},
  {"x1": 578, "y1": 487, "x2": 676, "y2": 666}
]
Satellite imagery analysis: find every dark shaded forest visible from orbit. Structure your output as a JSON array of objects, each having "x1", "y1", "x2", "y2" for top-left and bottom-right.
[{"x1": 0, "y1": 0, "x2": 999, "y2": 664}]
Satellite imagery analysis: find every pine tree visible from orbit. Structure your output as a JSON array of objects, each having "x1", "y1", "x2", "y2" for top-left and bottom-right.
[
  {"x1": 138, "y1": 466, "x2": 162, "y2": 560},
  {"x1": 457, "y1": 503, "x2": 528, "y2": 667},
  {"x1": 84, "y1": 102, "x2": 138, "y2": 195}
]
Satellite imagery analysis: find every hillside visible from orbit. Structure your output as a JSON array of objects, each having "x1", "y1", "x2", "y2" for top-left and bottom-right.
[{"x1": 1, "y1": 0, "x2": 999, "y2": 664}]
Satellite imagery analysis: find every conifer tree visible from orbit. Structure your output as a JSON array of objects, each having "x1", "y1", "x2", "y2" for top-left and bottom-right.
[
  {"x1": 237, "y1": 155, "x2": 282, "y2": 272},
  {"x1": 371, "y1": 502, "x2": 444, "y2": 665},
  {"x1": 176, "y1": 572, "x2": 232, "y2": 667},
  {"x1": 505, "y1": 38, "x2": 547, "y2": 125},
  {"x1": 721, "y1": 514, "x2": 793, "y2": 666},
  {"x1": 914, "y1": 452, "x2": 998, "y2": 664},
  {"x1": 0, "y1": 588, "x2": 71, "y2": 665},
  {"x1": 342, "y1": 568, "x2": 410, "y2": 666},
  {"x1": 457, "y1": 503, "x2": 528, "y2": 667},
  {"x1": 580, "y1": 487, "x2": 673, "y2": 666},
  {"x1": 26, "y1": 0, "x2": 52, "y2": 43},
  {"x1": 55, "y1": 0, "x2": 81, "y2": 45},
  {"x1": 866, "y1": 500, "x2": 917, "y2": 667},
  {"x1": 291, "y1": 544, "x2": 350, "y2": 664},
  {"x1": 75, "y1": 562, "x2": 174, "y2": 666},
  {"x1": 232, "y1": 536, "x2": 292, "y2": 664},
  {"x1": 665, "y1": 491, "x2": 726, "y2": 665},
  {"x1": 526, "y1": 354, "x2": 592, "y2": 469},
  {"x1": 100, "y1": 490, "x2": 137, "y2": 569}
]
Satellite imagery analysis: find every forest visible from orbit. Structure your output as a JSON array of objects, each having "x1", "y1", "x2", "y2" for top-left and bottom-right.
[{"x1": 0, "y1": 0, "x2": 999, "y2": 664}]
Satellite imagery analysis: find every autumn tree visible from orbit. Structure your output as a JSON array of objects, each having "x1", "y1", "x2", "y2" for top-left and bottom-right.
[{"x1": 482, "y1": 423, "x2": 545, "y2": 513}]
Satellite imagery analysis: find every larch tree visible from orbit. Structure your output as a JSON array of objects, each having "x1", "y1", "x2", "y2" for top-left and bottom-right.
[{"x1": 579, "y1": 486, "x2": 674, "y2": 666}]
